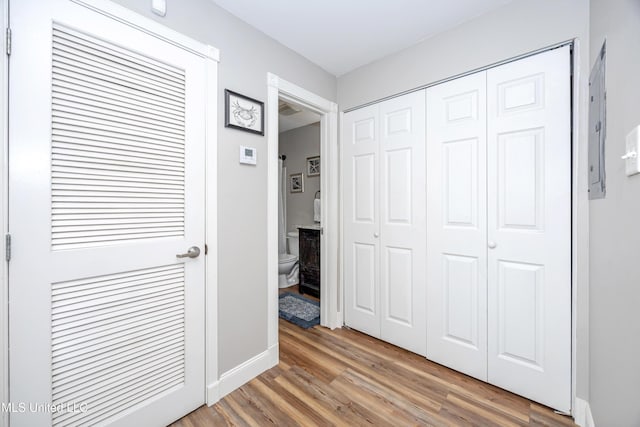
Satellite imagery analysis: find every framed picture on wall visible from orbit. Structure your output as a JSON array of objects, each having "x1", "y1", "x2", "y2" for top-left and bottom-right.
[
  {"x1": 290, "y1": 173, "x2": 304, "y2": 193},
  {"x1": 306, "y1": 156, "x2": 320, "y2": 177},
  {"x1": 224, "y1": 89, "x2": 264, "y2": 135}
]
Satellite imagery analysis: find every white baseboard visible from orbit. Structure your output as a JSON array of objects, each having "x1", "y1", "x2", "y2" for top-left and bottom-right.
[
  {"x1": 206, "y1": 380, "x2": 220, "y2": 406},
  {"x1": 206, "y1": 343, "x2": 279, "y2": 406},
  {"x1": 575, "y1": 397, "x2": 596, "y2": 427}
]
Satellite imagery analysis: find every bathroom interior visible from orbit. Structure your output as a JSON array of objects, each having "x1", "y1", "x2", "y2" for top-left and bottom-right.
[{"x1": 277, "y1": 99, "x2": 322, "y2": 327}]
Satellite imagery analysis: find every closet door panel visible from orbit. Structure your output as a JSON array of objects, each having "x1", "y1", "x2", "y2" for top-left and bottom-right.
[
  {"x1": 343, "y1": 105, "x2": 381, "y2": 338},
  {"x1": 498, "y1": 129, "x2": 544, "y2": 231},
  {"x1": 426, "y1": 72, "x2": 488, "y2": 380},
  {"x1": 353, "y1": 243, "x2": 376, "y2": 314},
  {"x1": 487, "y1": 46, "x2": 571, "y2": 413},
  {"x1": 379, "y1": 91, "x2": 426, "y2": 356}
]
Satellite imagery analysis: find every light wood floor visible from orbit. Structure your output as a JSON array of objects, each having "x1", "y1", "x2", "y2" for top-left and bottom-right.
[{"x1": 171, "y1": 317, "x2": 575, "y2": 426}]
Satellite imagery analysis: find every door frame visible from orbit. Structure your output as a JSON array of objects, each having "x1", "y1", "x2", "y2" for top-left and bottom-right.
[
  {"x1": 0, "y1": 0, "x2": 221, "y2": 422},
  {"x1": 266, "y1": 73, "x2": 340, "y2": 352},
  {"x1": 571, "y1": 38, "x2": 590, "y2": 421},
  {"x1": 0, "y1": 0, "x2": 9, "y2": 425}
]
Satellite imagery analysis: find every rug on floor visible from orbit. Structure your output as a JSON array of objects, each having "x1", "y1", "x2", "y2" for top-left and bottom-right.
[{"x1": 279, "y1": 292, "x2": 320, "y2": 329}]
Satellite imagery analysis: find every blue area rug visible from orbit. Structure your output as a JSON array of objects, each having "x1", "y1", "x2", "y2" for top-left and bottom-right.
[{"x1": 279, "y1": 292, "x2": 320, "y2": 329}]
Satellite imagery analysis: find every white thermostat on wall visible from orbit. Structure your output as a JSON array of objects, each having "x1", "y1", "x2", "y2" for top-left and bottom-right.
[{"x1": 239, "y1": 146, "x2": 257, "y2": 165}]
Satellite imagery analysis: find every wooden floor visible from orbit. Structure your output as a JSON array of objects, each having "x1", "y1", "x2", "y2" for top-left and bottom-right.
[{"x1": 171, "y1": 317, "x2": 575, "y2": 426}]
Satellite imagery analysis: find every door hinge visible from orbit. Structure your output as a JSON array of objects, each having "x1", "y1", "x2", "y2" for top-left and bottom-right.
[
  {"x1": 5, "y1": 234, "x2": 11, "y2": 262},
  {"x1": 205, "y1": 244, "x2": 208, "y2": 255},
  {"x1": 5, "y1": 28, "x2": 11, "y2": 56}
]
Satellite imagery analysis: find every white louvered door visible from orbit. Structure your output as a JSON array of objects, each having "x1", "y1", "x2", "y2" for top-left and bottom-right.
[{"x1": 9, "y1": 1, "x2": 207, "y2": 426}]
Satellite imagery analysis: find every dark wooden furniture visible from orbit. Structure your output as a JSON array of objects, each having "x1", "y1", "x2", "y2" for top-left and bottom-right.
[{"x1": 298, "y1": 227, "x2": 320, "y2": 298}]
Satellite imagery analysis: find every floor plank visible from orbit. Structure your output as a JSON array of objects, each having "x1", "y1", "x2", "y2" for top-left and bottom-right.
[{"x1": 171, "y1": 318, "x2": 576, "y2": 426}]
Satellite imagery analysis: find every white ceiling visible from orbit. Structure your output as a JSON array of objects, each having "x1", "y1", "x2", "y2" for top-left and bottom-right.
[
  {"x1": 278, "y1": 99, "x2": 321, "y2": 133},
  {"x1": 279, "y1": 109, "x2": 320, "y2": 133},
  {"x1": 211, "y1": 0, "x2": 514, "y2": 76}
]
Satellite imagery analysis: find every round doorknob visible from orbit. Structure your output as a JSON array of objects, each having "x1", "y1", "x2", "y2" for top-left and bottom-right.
[
  {"x1": 373, "y1": 232, "x2": 379, "y2": 238},
  {"x1": 488, "y1": 241, "x2": 497, "y2": 249}
]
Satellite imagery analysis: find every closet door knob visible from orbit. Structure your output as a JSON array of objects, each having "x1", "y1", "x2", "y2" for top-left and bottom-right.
[
  {"x1": 488, "y1": 241, "x2": 497, "y2": 249},
  {"x1": 373, "y1": 232, "x2": 379, "y2": 238}
]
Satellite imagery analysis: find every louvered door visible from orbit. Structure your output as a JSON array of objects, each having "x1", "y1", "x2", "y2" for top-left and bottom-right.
[{"x1": 9, "y1": 1, "x2": 207, "y2": 426}]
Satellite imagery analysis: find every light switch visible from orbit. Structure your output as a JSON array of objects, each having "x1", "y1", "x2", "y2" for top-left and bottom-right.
[
  {"x1": 623, "y1": 126, "x2": 640, "y2": 176},
  {"x1": 151, "y1": 0, "x2": 166, "y2": 17}
]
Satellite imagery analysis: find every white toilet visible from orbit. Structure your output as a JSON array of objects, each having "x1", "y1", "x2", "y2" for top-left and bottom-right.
[{"x1": 278, "y1": 231, "x2": 299, "y2": 288}]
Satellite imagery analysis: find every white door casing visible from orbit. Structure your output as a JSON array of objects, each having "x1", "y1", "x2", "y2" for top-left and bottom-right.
[
  {"x1": 487, "y1": 46, "x2": 571, "y2": 413},
  {"x1": 266, "y1": 73, "x2": 340, "y2": 351},
  {"x1": 426, "y1": 71, "x2": 488, "y2": 380},
  {"x1": 343, "y1": 91, "x2": 426, "y2": 356},
  {"x1": 379, "y1": 92, "x2": 426, "y2": 356},
  {"x1": 9, "y1": 1, "x2": 207, "y2": 425}
]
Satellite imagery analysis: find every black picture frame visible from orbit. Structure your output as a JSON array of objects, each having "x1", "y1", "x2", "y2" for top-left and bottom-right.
[
  {"x1": 224, "y1": 89, "x2": 265, "y2": 135},
  {"x1": 290, "y1": 173, "x2": 304, "y2": 193},
  {"x1": 306, "y1": 156, "x2": 320, "y2": 177}
]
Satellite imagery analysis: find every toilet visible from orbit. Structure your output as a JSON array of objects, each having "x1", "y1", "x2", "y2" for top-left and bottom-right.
[{"x1": 278, "y1": 231, "x2": 299, "y2": 288}]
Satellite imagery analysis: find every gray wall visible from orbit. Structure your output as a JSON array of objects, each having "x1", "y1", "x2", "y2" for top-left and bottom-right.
[
  {"x1": 338, "y1": 0, "x2": 589, "y2": 110},
  {"x1": 279, "y1": 123, "x2": 321, "y2": 233},
  {"x1": 589, "y1": 1, "x2": 640, "y2": 425},
  {"x1": 336, "y1": 0, "x2": 591, "y2": 402},
  {"x1": 113, "y1": 0, "x2": 336, "y2": 374}
]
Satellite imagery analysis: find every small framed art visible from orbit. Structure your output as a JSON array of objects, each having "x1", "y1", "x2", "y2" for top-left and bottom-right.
[
  {"x1": 225, "y1": 89, "x2": 264, "y2": 135},
  {"x1": 290, "y1": 173, "x2": 304, "y2": 193},
  {"x1": 306, "y1": 156, "x2": 320, "y2": 177}
]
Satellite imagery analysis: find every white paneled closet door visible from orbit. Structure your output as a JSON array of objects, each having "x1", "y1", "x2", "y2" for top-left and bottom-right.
[
  {"x1": 343, "y1": 104, "x2": 380, "y2": 338},
  {"x1": 378, "y1": 92, "x2": 426, "y2": 356},
  {"x1": 425, "y1": 46, "x2": 571, "y2": 412},
  {"x1": 343, "y1": 91, "x2": 426, "y2": 356},
  {"x1": 426, "y1": 72, "x2": 488, "y2": 380},
  {"x1": 9, "y1": 1, "x2": 207, "y2": 426},
  {"x1": 486, "y1": 46, "x2": 571, "y2": 413}
]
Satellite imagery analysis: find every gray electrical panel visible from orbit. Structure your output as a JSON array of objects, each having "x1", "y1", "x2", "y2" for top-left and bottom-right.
[{"x1": 589, "y1": 42, "x2": 606, "y2": 199}]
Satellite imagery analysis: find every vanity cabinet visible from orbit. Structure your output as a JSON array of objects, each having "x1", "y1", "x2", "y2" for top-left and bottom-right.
[{"x1": 298, "y1": 228, "x2": 320, "y2": 298}]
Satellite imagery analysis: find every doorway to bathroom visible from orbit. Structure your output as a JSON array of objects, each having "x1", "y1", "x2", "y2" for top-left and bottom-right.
[
  {"x1": 277, "y1": 102, "x2": 322, "y2": 327},
  {"x1": 266, "y1": 74, "x2": 340, "y2": 356}
]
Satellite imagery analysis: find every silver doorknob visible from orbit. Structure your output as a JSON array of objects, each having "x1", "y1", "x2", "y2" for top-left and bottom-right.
[
  {"x1": 177, "y1": 246, "x2": 201, "y2": 258},
  {"x1": 488, "y1": 241, "x2": 497, "y2": 249},
  {"x1": 373, "y1": 232, "x2": 379, "y2": 238}
]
